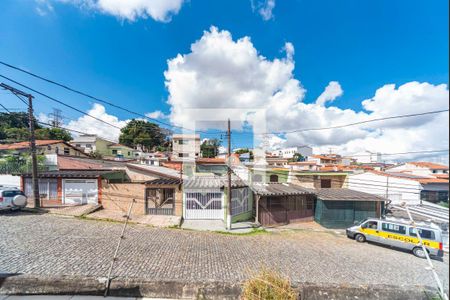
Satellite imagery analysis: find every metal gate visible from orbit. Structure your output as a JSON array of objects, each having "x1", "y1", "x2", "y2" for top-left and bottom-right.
[
  {"x1": 184, "y1": 190, "x2": 224, "y2": 220},
  {"x1": 146, "y1": 188, "x2": 175, "y2": 215}
]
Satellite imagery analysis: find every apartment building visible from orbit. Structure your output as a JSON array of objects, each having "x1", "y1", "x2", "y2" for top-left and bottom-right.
[{"x1": 171, "y1": 134, "x2": 201, "y2": 161}]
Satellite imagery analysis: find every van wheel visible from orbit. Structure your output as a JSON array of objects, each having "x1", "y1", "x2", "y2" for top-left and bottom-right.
[
  {"x1": 413, "y1": 247, "x2": 427, "y2": 258},
  {"x1": 355, "y1": 234, "x2": 366, "y2": 243}
]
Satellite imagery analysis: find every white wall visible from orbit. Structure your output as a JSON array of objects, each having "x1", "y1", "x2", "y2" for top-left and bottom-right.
[
  {"x1": 354, "y1": 151, "x2": 382, "y2": 164},
  {"x1": 0, "y1": 175, "x2": 21, "y2": 188},
  {"x1": 272, "y1": 146, "x2": 313, "y2": 159},
  {"x1": 348, "y1": 172, "x2": 422, "y2": 204}
]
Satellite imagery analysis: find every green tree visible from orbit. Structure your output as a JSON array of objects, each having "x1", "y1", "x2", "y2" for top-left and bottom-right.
[
  {"x1": 119, "y1": 119, "x2": 168, "y2": 152},
  {"x1": 0, "y1": 152, "x2": 46, "y2": 174},
  {"x1": 288, "y1": 153, "x2": 305, "y2": 162},
  {"x1": 4, "y1": 127, "x2": 30, "y2": 141},
  {"x1": 0, "y1": 112, "x2": 71, "y2": 142},
  {"x1": 35, "y1": 128, "x2": 72, "y2": 141},
  {"x1": 234, "y1": 148, "x2": 254, "y2": 160},
  {"x1": 201, "y1": 139, "x2": 221, "y2": 158}
]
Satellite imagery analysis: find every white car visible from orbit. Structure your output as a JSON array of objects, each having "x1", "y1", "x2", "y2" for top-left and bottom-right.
[{"x1": 0, "y1": 187, "x2": 28, "y2": 211}]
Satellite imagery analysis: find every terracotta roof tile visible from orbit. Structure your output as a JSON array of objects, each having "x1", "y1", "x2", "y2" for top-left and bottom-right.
[
  {"x1": 0, "y1": 140, "x2": 64, "y2": 150},
  {"x1": 408, "y1": 162, "x2": 449, "y2": 170},
  {"x1": 57, "y1": 156, "x2": 104, "y2": 170}
]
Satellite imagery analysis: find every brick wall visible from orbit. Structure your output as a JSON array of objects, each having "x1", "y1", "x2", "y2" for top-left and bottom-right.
[{"x1": 101, "y1": 182, "x2": 146, "y2": 216}]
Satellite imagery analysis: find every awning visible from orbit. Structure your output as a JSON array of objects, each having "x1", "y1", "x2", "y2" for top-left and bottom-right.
[
  {"x1": 251, "y1": 183, "x2": 314, "y2": 197},
  {"x1": 314, "y1": 188, "x2": 388, "y2": 202}
]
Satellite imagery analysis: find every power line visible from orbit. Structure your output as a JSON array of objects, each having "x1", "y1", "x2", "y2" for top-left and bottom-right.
[
  {"x1": 11, "y1": 93, "x2": 224, "y2": 144},
  {"x1": 0, "y1": 61, "x2": 223, "y2": 134},
  {"x1": 1, "y1": 74, "x2": 123, "y2": 130},
  {"x1": 256, "y1": 109, "x2": 449, "y2": 135},
  {"x1": 346, "y1": 149, "x2": 449, "y2": 157},
  {"x1": 36, "y1": 121, "x2": 117, "y2": 143},
  {"x1": 0, "y1": 103, "x2": 11, "y2": 113},
  {"x1": 3, "y1": 61, "x2": 447, "y2": 137}
]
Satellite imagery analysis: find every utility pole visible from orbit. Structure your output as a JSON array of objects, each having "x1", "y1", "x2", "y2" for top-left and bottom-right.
[
  {"x1": 385, "y1": 175, "x2": 390, "y2": 199},
  {"x1": 227, "y1": 119, "x2": 232, "y2": 230},
  {"x1": 1, "y1": 83, "x2": 40, "y2": 208}
]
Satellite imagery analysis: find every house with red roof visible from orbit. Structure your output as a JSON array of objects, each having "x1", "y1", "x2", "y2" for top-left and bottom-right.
[
  {"x1": 387, "y1": 161, "x2": 449, "y2": 177},
  {"x1": 0, "y1": 140, "x2": 88, "y2": 157}
]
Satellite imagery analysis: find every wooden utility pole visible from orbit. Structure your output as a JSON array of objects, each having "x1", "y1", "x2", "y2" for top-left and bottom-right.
[
  {"x1": 227, "y1": 119, "x2": 232, "y2": 230},
  {"x1": 385, "y1": 175, "x2": 390, "y2": 199},
  {"x1": 1, "y1": 83, "x2": 40, "y2": 208},
  {"x1": 28, "y1": 94, "x2": 40, "y2": 208}
]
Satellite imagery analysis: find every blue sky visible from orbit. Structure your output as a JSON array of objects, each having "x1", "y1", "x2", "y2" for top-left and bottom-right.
[{"x1": 0, "y1": 0, "x2": 448, "y2": 157}]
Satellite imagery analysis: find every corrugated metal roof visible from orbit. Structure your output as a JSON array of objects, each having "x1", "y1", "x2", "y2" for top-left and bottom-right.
[
  {"x1": 21, "y1": 170, "x2": 121, "y2": 178},
  {"x1": 183, "y1": 175, "x2": 247, "y2": 189},
  {"x1": 146, "y1": 178, "x2": 182, "y2": 185},
  {"x1": 251, "y1": 183, "x2": 313, "y2": 196},
  {"x1": 126, "y1": 164, "x2": 182, "y2": 179},
  {"x1": 315, "y1": 188, "x2": 387, "y2": 202}
]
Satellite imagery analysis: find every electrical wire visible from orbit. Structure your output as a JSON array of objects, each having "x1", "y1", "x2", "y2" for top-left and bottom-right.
[
  {"x1": 0, "y1": 103, "x2": 11, "y2": 113},
  {"x1": 1, "y1": 61, "x2": 447, "y2": 137},
  {"x1": 0, "y1": 61, "x2": 223, "y2": 134},
  {"x1": 1, "y1": 74, "x2": 123, "y2": 129},
  {"x1": 254, "y1": 109, "x2": 449, "y2": 136}
]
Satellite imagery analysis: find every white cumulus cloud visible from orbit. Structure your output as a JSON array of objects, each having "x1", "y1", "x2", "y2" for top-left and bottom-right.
[
  {"x1": 53, "y1": 0, "x2": 186, "y2": 22},
  {"x1": 66, "y1": 103, "x2": 129, "y2": 142},
  {"x1": 146, "y1": 110, "x2": 168, "y2": 119},
  {"x1": 251, "y1": 0, "x2": 276, "y2": 21},
  {"x1": 316, "y1": 81, "x2": 344, "y2": 106},
  {"x1": 163, "y1": 27, "x2": 449, "y2": 162}
]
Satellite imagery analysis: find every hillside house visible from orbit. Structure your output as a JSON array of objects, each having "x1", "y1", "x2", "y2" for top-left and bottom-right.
[
  {"x1": 0, "y1": 140, "x2": 88, "y2": 157},
  {"x1": 71, "y1": 134, "x2": 112, "y2": 156}
]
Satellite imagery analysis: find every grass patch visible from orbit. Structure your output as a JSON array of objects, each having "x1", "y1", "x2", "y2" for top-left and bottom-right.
[
  {"x1": 241, "y1": 268, "x2": 297, "y2": 300},
  {"x1": 215, "y1": 227, "x2": 268, "y2": 236}
]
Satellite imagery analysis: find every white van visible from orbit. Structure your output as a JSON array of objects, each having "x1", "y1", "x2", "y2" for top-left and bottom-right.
[{"x1": 347, "y1": 218, "x2": 444, "y2": 258}]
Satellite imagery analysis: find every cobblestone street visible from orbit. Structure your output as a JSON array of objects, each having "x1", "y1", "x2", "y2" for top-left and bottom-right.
[{"x1": 0, "y1": 212, "x2": 448, "y2": 290}]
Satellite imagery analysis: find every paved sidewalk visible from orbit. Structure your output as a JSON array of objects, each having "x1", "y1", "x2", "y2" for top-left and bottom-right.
[
  {"x1": 266, "y1": 221, "x2": 345, "y2": 234},
  {"x1": 86, "y1": 209, "x2": 181, "y2": 228},
  {"x1": 0, "y1": 213, "x2": 448, "y2": 291},
  {"x1": 181, "y1": 220, "x2": 258, "y2": 233}
]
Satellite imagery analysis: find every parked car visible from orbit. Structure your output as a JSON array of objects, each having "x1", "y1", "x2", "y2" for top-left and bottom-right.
[
  {"x1": 0, "y1": 187, "x2": 28, "y2": 211},
  {"x1": 346, "y1": 218, "x2": 444, "y2": 258}
]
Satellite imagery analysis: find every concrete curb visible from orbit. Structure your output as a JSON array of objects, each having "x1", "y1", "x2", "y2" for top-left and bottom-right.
[{"x1": 0, "y1": 274, "x2": 443, "y2": 300}]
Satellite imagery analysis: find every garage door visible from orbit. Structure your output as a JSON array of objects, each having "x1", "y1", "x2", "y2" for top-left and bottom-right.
[
  {"x1": 184, "y1": 190, "x2": 224, "y2": 220},
  {"x1": 63, "y1": 179, "x2": 98, "y2": 205}
]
